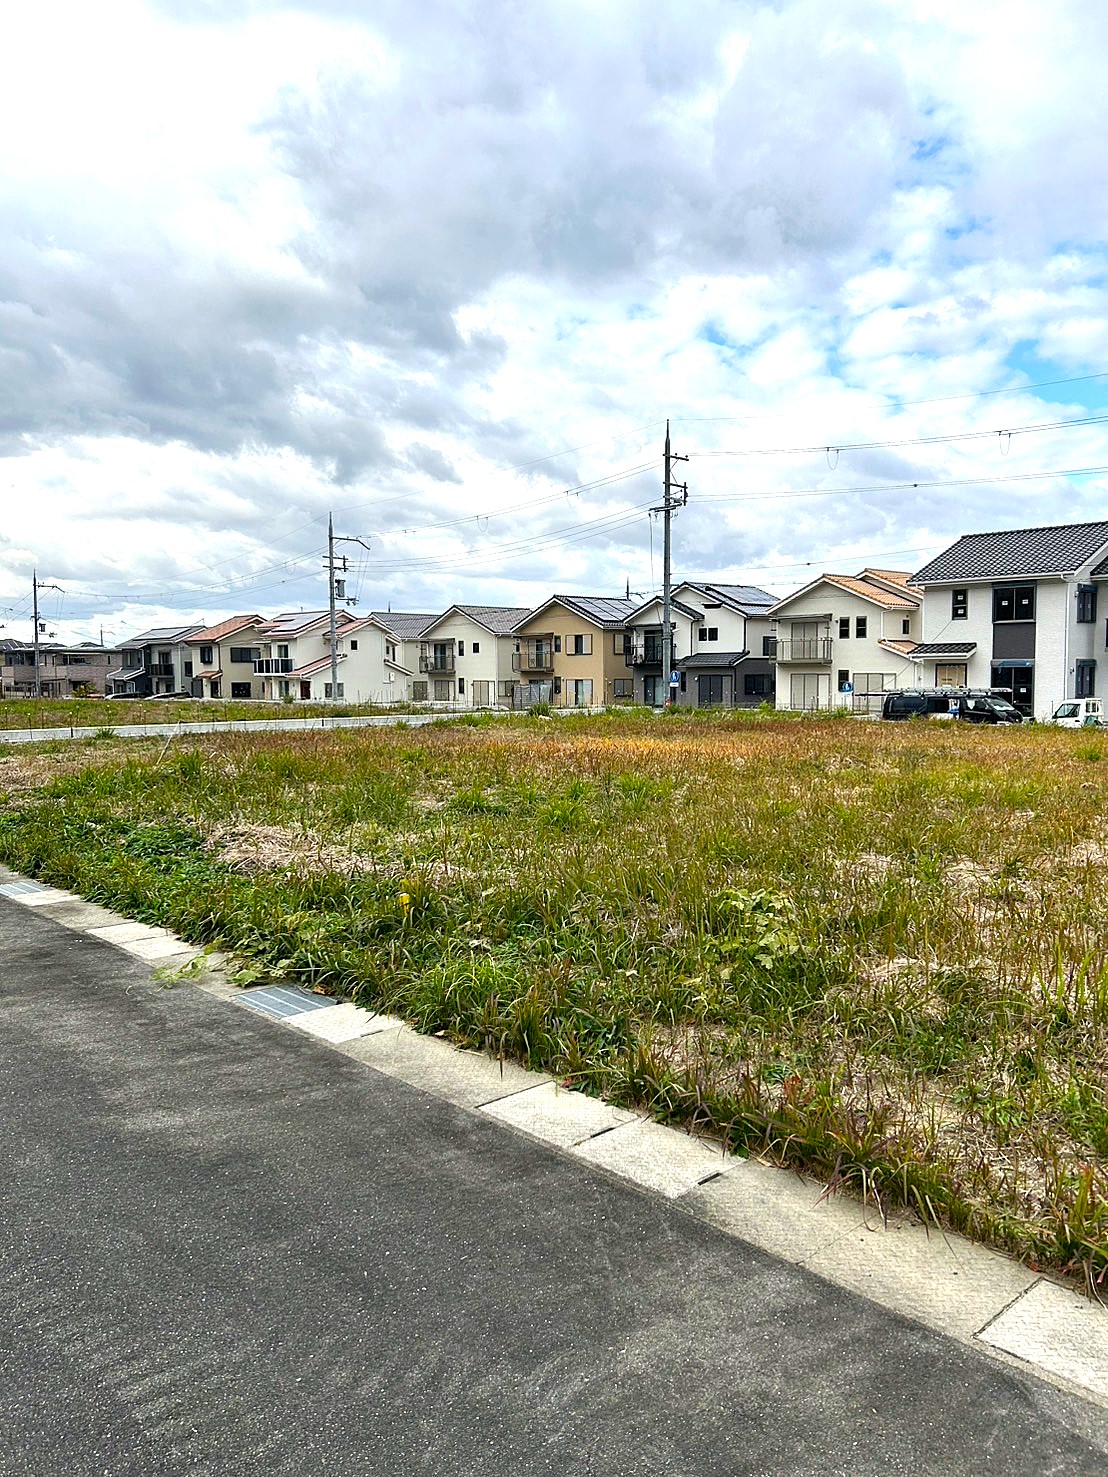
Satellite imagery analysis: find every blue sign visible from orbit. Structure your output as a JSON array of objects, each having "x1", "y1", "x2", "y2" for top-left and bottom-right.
[
  {"x1": 670, "y1": 671, "x2": 680, "y2": 685},
  {"x1": 841, "y1": 682, "x2": 853, "y2": 693}
]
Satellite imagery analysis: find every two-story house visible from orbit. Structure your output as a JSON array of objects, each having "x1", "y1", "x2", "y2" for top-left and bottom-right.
[
  {"x1": 182, "y1": 615, "x2": 268, "y2": 699},
  {"x1": 369, "y1": 612, "x2": 439, "y2": 695},
  {"x1": 512, "y1": 595, "x2": 637, "y2": 708},
  {"x1": 621, "y1": 582, "x2": 778, "y2": 707},
  {"x1": 107, "y1": 624, "x2": 205, "y2": 696},
  {"x1": 251, "y1": 608, "x2": 411, "y2": 703},
  {"x1": 0, "y1": 639, "x2": 113, "y2": 697},
  {"x1": 769, "y1": 570, "x2": 922, "y2": 711},
  {"x1": 909, "y1": 520, "x2": 1108, "y2": 717},
  {"x1": 415, "y1": 605, "x2": 531, "y2": 706}
]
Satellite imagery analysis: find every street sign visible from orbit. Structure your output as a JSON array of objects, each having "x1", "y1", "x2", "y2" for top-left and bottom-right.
[{"x1": 670, "y1": 671, "x2": 679, "y2": 686}]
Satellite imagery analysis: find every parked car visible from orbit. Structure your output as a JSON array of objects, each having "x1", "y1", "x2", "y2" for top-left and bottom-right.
[
  {"x1": 1049, "y1": 698, "x2": 1104, "y2": 728},
  {"x1": 881, "y1": 687, "x2": 1024, "y2": 724}
]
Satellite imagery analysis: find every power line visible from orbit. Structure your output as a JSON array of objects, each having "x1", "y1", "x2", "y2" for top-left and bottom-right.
[{"x1": 692, "y1": 413, "x2": 1108, "y2": 461}]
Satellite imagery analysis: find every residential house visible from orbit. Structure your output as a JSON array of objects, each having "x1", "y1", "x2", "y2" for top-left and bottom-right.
[
  {"x1": 369, "y1": 612, "x2": 440, "y2": 695},
  {"x1": 512, "y1": 595, "x2": 637, "y2": 708},
  {"x1": 182, "y1": 615, "x2": 268, "y2": 700},
  {"x1": 0, "y1": 639, "x2": 113, "y2": 698},
  {"x1": 622, "y1": 582, "x2": 779, "y2": 707},
  {"x1": 414, "y1": 605, "x2": 531, "y2": 707},
  {"x1": 909, "y1": 520, "x2": 1108, "y2": 718},
  {"x1": 252, "y1": 609, "x2": 411, "y2": 703},
  {"x1": 768, "y1": 570, "x2": 922, "y2": 711},
  {"x1": 107, "y1": 624, "x2": 205, "y2": 696}
]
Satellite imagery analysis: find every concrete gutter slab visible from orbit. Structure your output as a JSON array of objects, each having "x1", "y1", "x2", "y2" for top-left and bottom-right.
[
  {"x1": 35, "y1": 899, "x2": 134, "y2": 931},
  {"x1": 480, "y1": 1080, "x2": 639, "y2": 1148},
  {"x1": 87, "y1": 921, "x2": 173, "y2": 944},
  {"x1": 287, "y1": 1002, "x2": 402, "y2": 1044},
  {"x1": 118, "y1": 935, "x2": 202, "y2": 963},
  {"x1": 336, "y1": 1029, "x2": 545, "y2": 1107},
  {"x1": 979, "y1": 1281, "x2": 1108, "y2": 1402},
  {"x1": 572, "y1": 1116, "x2": 735, "y2": 1198},
  {"x1": 3, "y1": 885, "x2": 77, "y2": 907}
]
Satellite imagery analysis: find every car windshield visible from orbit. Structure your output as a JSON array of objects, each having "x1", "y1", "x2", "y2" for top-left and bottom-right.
[
  {"x1": 1054, "y1": 703, "x2": 1080, "y2": 718},
  {"x1": 986, "y1": 699, "x2": 1018, "y2": 715}
]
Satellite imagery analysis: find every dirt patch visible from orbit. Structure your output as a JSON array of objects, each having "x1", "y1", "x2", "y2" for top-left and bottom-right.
[{"x1": 209, "y1": 822, "x2": 375, "y2": 877}]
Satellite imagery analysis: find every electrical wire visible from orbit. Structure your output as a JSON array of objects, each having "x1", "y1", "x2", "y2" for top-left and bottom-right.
[{"x1": 691, "y1": 413, "x2": 1108, "y2": 461}]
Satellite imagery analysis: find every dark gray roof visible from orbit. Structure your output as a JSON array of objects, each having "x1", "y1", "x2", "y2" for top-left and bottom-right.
[
  {"x1": 624, "y1": 594, "x2": 705, "y2": 623},
  {"x1": 518, "y1": 594, "x2": 637, "y2": 630},
  {"x1": 912, "y1": 522, "x2": 1108, "y2": 584},
  {"x1": 681, "y1": 581, "x2": 778, "y2": 615},
  {"x1": 369, "y1": 611, "x2": 440, "y2": 639},
  {"x1": 123, "y1": 624, "x2": 205, "y2": 645},
  {"x1": 675, "y1": 650, "x2": 750, "y2": 669},
  {"x1": 910, "y1": 641, "x2": 978, "y2": 658},
  {"x1": 420, "y1": 605, "x2": 533, "y2": 637}
]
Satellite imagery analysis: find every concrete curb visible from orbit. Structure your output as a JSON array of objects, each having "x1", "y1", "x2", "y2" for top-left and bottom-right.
[{"x1": 3, "y1": 865, "x2": 1105, "y2": 1409}]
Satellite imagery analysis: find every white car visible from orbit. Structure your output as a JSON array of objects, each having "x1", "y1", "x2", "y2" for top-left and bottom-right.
[{"x1": 1050, "y1": 698, "x2": 1104, "y2": 728}]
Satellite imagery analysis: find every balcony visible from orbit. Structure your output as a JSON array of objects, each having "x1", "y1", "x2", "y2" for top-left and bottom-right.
[
  {"x1": 254, "y1": 658, "x2": 294, "y2": 675},
  {"x1": 774, "y1": 637, "x2": 833, "y2": 664},
  {"x1": 419, "y1": 652, "x2": 456, "y2": 674},
  {"x1": 148, "y1": 663, "x2": 175, "y2": 678},
  {"x1": 518, "y1": 639, "x2": 555, "y2": 673}
]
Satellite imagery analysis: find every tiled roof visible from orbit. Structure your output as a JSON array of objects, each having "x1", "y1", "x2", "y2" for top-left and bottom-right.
[
  {"x1": 186, "y1": 614, "x2": 265, "y2": 644},
  {"x1": 877, "y1": 639, "x2": 918, "y2": 656},
  {"x1": 822, "y1": 575, "x2": 919, "y2": 609},
  {"x1": 909, "y1": 641, "x2": 978, "y2": 658},
  {"x1": 291, "y1": 653, "x2": 347, "y2": 678},
  {"x1": 913, "y1": 522, "x2": 1108, "y2": 583},
  {"x1": 370, "y1": 611, "x2": 440, "y2": 639},
  {"x1": 675, "y1": 650, "x2": 751, "y2": 669},
  {"x1": 860, "y1": 568, "x2": 913, "y2": 586},
  {"x1": 420, "y1": 605, "x2": 534, "y2": 637}
]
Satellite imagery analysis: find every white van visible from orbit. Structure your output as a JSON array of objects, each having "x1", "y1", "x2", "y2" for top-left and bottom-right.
[{"x1": 1050, "y1": 698, "x2": 1104, "y2": 728}]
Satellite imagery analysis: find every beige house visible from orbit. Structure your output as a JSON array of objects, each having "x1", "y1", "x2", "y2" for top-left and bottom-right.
[
  {"x1": 182, "y1": 614, "x2": 269, "y2": 699},
  {"x1": 512, "y1": 595, "x2": 637, "y2": 708}
]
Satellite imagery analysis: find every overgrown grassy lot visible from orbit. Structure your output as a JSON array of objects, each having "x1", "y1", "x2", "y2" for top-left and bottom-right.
[
  {"x1": 3, "y1": 709, "x2": 1108, "y2": 1279},
  {"x1": 0, "y1": 697, "x2": 420, "y2": 730}
]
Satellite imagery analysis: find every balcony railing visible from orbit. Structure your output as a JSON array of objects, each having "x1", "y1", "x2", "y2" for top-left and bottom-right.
[
  {"x1": 254, "y1": 658, "x2": 294, "y2": 674},
  {"x1": 148, "y1": 664, "x2": 175, "y2": 678},
  {"x1": 419, "y1": 654, "x2": 456, "y2": 673},
  {"x1": 519, "y1": 641, "x2": 555, "y2": 672},
  {"x1": 774, "y1": 638, "x2": 833, "y2": 664}
]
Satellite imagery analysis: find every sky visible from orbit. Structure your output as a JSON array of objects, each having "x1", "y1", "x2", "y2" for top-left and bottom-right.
[{"x1": 3, "y1": 0, "x2": 1108, "y2": 645}]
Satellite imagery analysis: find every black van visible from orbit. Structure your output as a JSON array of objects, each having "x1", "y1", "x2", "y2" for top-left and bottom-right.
[{"x1": 881, "y1": 687, "x2": 1024, "y2": 724}]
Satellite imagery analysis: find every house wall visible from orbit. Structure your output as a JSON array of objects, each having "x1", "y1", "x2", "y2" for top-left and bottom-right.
[
  {"x1": 412, "y1": 614, "x2": 517, "y2": 707},
  {"x1": 1, "y1": 647, "x2": 112, "y2": 697},
  {"x1": 515, "y1": 606, "x2": 625, "y2": 707},
  {"x1": 773, "y1": 587, "x2": 920, "y2": 711},
  {"x1": 308, "y1": 625, "x2": 409, "y2": 704}
]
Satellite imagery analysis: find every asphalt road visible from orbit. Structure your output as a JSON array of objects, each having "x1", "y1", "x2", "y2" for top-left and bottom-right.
[{"x1": 3, "y1": 895, "x2": 1108, "y2": 1476}]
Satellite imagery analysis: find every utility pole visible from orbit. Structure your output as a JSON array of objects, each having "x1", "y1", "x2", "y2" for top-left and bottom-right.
[
  {"x1": 31, "y1": 570, "x2": 63, "y2": 700},
  {"x1": 653, "y1": 421, "x2": 687, "y2": 708},
  {"x1": 324, "y1": 514, "x2": 371, "y2": 702}
]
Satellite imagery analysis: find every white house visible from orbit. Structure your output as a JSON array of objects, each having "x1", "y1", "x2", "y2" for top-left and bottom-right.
[
  {"x1": 769, "y1": 570, "x2": 921, "y2": 711},
  {"x1": 369, "y1": 611, "x2": 440, "y2": 692},
  {"x1": 251, "y1": 609, "x2": 410, "y2": 704},
  {"x1": 414, "y1": 605, "x2": 531, "y2": 706},
  {"x1": 909, "y1": 520, "x2": 1108, "y2": 719},
  {"x1": 623, "y1": 582, "x2": 778, "y2": 707}
]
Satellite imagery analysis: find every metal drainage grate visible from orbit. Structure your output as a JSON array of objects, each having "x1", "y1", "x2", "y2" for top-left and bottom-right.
[
  {"x1": 0, "y1": 880, "x2": 51, "y2": 898},
  {"x1": 236, "y1": 984, "x2": 339, "y2": 1020}
]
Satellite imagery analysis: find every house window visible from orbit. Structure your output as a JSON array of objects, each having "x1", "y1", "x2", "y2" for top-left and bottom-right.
[
  {"x1": 993, "y1": 584, "x2": 1035, "y2": 622},
  {"x1": 699, "y1": 627, "x2": 718, "y2": 642},
  {"x1": 386, "y1": 642, "x2": 396, "y2": 662},
  {"x1": 744, "y1": 674, "x2": 772, "y2": 697},
  {"x1": 229, "y1": 647, "x2": 260, "y2": 664},
  {"x1": 497, "y1": 680, "x2": 515, "y2": 698},
  {"x1": 1077, "y1": 660, "x2": 1096, "y2": 698},
  {"x1": 855, "y1": 616, "x2": 867, "y2": 638},
  {"x1": 199, "y1": 646, "x2": 213, "y2": 665},
  {"x1": 458, "y1": 641, "x2": 465, "y2": 656},
  {"x1": 231, "y1": 682, "x2": 251, "y2": 698},
  {"x1": 572, "y1": 633, "x2": 592, "y2": 655},
  {"x1": 472, "y1": 642, "x2": 480, "y2": 654},
  {"x1": 762, "y1": 635, "x2": 775, "y2": 657},
  {"x1": 412, "y1": 681, "x2": 428, "y2": 700},
  {"x1": 952, "y1": 589, "x2": 968, "y2": 620},
  {"x1": 553, "y1": 636, "x2": 562, "y2": 652},
  {"x1": 209, "y1": 680, "x2": 221, "y2": 698},
  {"x1": 837, "y1": 669, "x2": 850, "y2": 691},
  {"x1": 277, "y1": 644, "x2": 289, "y2": 659},
  {"x1": 1077, "y1": 586, "x2": 1097, "y2": 623},
  {"x1": 935, "y1": 663, "x2": 967, "y2": 687},
  {"x1": 458, "y1": 677, "x2": 465, "y2": 694},
  {"x1": 183, "y1": 661, "x2": 193, "y2": 677},
  {"x1": 350, "y1": 640, "x2": 358, "y2": 651},
  {"x1": 324, "y1": 682, "x2": 345, "y2": 698},
  {"x1": 902, "y1": 618, "x2": 912, "y2": 635},
  {"x1": 838, "y1": 617, "x2": 850, "y2": 639},
  {"x1": 571, "y1": 678, "x2": 593, "y2": 706},
  {"x1": 433, "y1": 679, "x2": 451, "y2": 701},
  {"x1": 612, "y1": 678, "x2": 633, "y2": 699}
]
